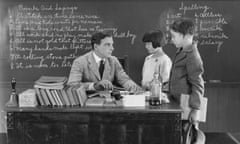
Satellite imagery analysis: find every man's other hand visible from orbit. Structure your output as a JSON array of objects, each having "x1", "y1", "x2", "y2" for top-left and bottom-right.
[
  {"x1": 94, "y1": 80, "x2": 113, "y2": 91},
  {"x1": 126, "y1": 82, "x2": 143, "y2": 93}
]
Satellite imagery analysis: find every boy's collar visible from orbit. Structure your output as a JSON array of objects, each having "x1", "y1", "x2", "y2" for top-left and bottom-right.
[{"x1": 181, "y1": 42, "x2": 197, "y2": 53}]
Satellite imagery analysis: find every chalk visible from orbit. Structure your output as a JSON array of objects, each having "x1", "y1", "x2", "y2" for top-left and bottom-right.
[{"x1": 208, "y1": 80, "x2": 221, "y2": 83}]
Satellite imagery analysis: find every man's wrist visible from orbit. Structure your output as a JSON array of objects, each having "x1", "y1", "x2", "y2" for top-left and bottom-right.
[
  {"x1": 89, "y1": 82, "x2": 96, "y2": 90},
  {"x1": 191, "y1": 108, "x2": 200, "y2": 112}
]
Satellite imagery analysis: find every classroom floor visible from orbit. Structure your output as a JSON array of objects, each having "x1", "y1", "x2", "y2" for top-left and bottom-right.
[
  {"x1": 1, "y1": 132, "x2": 240, "y2": 144},
  {"x1": 205, "y1": 133, "x2": 240, "y2": 144},
  {"x1": 230, "y1": 133, "x2": 240, "y2": 144}
]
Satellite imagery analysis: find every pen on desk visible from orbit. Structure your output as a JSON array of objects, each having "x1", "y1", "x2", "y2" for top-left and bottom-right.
[{"x1": 113, "y1": 86, "x2": 125, "y2": 91}]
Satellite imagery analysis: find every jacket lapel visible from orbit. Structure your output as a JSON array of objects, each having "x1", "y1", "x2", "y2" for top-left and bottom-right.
[
  {"x1": 174, "y1": 45, "x2": 193, "y2": 64},
  {"x1": 87, "y1": 52, "x2": 101, "y2": 80},
  {"x1": 175, "y1": 51, "x2": 187, "y2": 64}
]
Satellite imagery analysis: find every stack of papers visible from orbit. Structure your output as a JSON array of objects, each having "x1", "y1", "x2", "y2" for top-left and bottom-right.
[{"x1": 122, "y1": 92, "x2": 150, "y2": 107}]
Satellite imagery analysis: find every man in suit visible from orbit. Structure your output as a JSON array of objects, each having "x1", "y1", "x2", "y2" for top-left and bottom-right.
[{"x1": 68, "y1": 32, "x2": 142, "y2": 92}]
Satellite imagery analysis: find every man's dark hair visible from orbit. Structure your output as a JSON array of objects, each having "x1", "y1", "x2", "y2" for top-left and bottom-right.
[
  {"x1": 91, "y1": 32, "x2": 112, "y2": 49},
  {"x1": 142, "y1": 30, "x2": 164, "y2": 48},
  {"x1": 170, "y1": 18, "x2": 195, "y2": 36}
]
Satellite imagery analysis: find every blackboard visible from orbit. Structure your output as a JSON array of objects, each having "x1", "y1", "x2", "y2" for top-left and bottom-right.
[{"x1": 1, "y1": 0, "x2": 240, "y2": 84}]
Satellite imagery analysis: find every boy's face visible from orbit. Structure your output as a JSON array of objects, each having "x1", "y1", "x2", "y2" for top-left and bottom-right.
[
  {"x1": 170, "y1": 29, "x2": 184, "y2": 48},
  {"x1": 144, "y1": 42, "x2": 156, "y2": 54},
  {"x1": 94, "y1": 37, "x2": 114, "y2": 58}
]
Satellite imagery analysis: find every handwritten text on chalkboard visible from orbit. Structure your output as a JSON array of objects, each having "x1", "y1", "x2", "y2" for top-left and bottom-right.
[
  {"x1": 164, "y1": 2, "x2": 229, "y2": 52},
  {"x1": 9, "y1": 4, "x2": 136, "y2": 70}
]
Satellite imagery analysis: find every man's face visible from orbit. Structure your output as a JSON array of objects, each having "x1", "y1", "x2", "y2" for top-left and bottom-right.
[
  {"x1": 94, "y1": 37, "x2": 114, "y2": 58},
  {"x1": 170, "y1": 29, "x2": 184, "y2": 48}
]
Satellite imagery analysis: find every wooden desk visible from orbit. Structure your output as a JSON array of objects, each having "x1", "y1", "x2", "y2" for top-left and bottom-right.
[{"x1": 6, "y1": 104, "x2": 182, "y2": 144}]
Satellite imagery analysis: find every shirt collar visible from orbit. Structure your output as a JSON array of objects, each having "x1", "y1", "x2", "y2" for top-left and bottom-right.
[
  {"x1": 182, "y1": 42, "x2": 197, "y2": 53},
  {"x1": 148, "y1": 47, "x2": 163, "y2": 59},
  {"x1": 93, "y1": 52, "x2": 104, "y2": 64},
  {"x1": 176, "y1": 47, "x2": 183, "y2": 54},
  {"x1": 155, "y1": 47, "x2": 162, "y2": 52}
]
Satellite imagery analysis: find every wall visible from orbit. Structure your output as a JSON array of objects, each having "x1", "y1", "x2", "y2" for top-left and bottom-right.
[
  {"x1": 200, "y1": 83, "x2": 240, "y2": 132},
  {"x1": 1, "y1": 0, "x2": 240, "y2": 83}
]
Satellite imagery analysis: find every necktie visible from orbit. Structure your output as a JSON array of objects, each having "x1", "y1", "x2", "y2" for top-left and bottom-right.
[{"x1": 99, "y1": 60, "x2": 104, "y2": 79}]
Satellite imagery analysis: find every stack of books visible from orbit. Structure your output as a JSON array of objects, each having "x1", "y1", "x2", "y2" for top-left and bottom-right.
[{"x1": 34, "y1": 76, "x2": 88, "y2": 107}]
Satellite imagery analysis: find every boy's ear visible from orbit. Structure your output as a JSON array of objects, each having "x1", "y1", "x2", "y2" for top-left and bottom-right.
[
  {"x1": 181, "y1": 34, "x2": 186, "y2": 39},
  {"x1": 161, "y1": 36, "x2": 167, "y2": 46}
]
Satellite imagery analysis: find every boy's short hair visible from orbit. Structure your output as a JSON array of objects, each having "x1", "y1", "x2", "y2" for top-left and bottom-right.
[
  {"x1": 91, "y1": 32, "x2": 112, "y2": 49},
  {"x1": 142, "y1": 30, "x2": 164, "y2": 48},
  {"x1": 170, "y1": 18, "x2": 195, "y2": 35}
]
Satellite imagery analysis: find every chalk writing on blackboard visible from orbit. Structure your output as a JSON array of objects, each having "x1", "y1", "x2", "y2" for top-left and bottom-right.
[
  {"x1": 163, "y1": 2, "x2": 229, "y2": 52},
  {"x1": 9, "y1": 4, "x2": 136, "y2": 70}
]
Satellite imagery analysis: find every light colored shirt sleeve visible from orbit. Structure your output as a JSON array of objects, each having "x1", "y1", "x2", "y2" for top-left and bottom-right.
[{"x1": 88, "y1": 83, "x2": 96, "y2": 90}]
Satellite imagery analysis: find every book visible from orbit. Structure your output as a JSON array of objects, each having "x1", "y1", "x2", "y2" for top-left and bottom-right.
[
  {"x1": 34, "y1": 76, "x2": 68, "y2": 107},
  {"x1": 71, "y1": 86, "x2": 80, "y2": 106},
  {"x1": 35, "y1": 76, "x2": 67, "y2": 86},
  {"x1": 85, "y1": 97, "x2": 105, "y2": 107},
  {"x1": 55, "y1": 89, "x2": 66, "y2": 106},
  {"x1": 45, "y1": 89, "x2": 57, "y2": 106},
  {"x1": 39, "y1": 88, "x2": 51, "y2": 106},
  {"x1": 18, "y1": 89, "x2": 38, "y2": 107},
  {"x1": 50, "y1": 89, "x2": 62, "y2": 106},
  {"x1": 34, "y1": 84, "x2": 64, "y2": 90},
  {"x1": 180, "y1": 94, "x2": 208, "y2": 122},
  {"x1": 59, "y1": 89, "x2": 71, "y2": 106},
  {"x1": 66, "y1": 86, "x2": 77, "y2": 106},
  {"x1": 35, "y1": 88, "x2": 45, "y2": 106},
  {"x1": 76, "y1": 86, "x2": 87, "y2": 106}
]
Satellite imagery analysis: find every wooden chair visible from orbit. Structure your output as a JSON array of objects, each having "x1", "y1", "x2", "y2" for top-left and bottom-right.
[{"x1": 117, "y1": 55, "x2": 129, "y2": 74}]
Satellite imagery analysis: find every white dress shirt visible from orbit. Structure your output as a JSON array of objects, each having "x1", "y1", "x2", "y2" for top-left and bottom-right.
[{"x1": 88, "y1": 52, "x2": 105, "y2": 90}]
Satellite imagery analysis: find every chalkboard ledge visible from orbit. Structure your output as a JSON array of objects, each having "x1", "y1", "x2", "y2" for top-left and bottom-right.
[{"x1": 205, "y1": 81, "x2": 240, "y2": 87}]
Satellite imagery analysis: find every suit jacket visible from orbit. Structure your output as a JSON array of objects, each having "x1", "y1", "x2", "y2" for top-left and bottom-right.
[
  {"x1": 68, "y1": 51, "x2": 135, "y2": 90},
  {"x1": 169, "y1": 44, "x2": 204, "y2": 110}
]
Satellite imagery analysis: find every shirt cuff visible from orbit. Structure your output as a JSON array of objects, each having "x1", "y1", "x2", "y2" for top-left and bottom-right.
[{"x1": 88, "y1": 83, "x2": 96, "y2": 90}]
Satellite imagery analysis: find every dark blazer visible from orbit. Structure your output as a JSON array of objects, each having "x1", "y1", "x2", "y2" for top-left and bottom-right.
[
  {"x1": 67, "y1": 51, "x2": 135, "y2": 90},
  {"x1": 169, "y1": 44, "x2": 204, "y2": 110}
]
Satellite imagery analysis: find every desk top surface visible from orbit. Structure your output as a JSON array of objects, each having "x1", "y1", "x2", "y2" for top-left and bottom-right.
[{"x1": 5, "y1": 103, "x2": 182, "y2": 113}]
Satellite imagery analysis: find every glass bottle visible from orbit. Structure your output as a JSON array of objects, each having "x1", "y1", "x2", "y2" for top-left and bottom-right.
[{"x1": 150, "y1": 73, "x2": 162, "y2": 104}]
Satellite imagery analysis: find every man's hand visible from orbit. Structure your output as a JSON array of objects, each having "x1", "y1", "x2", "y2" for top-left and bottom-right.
[
  {"x1": 126, "y1": 82, "x2": 143, "y2": 93},
  {"x1": 94, "y1": 80, "x2": 113, "y2": 91},
  {"x1": 142, "y1": 82, "x2": 151, "y2": 91}
]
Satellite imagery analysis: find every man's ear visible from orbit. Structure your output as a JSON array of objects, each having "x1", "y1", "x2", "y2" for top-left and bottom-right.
[{"x1": 93, "y1": 43, "x2": 98, "y2": 50}]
